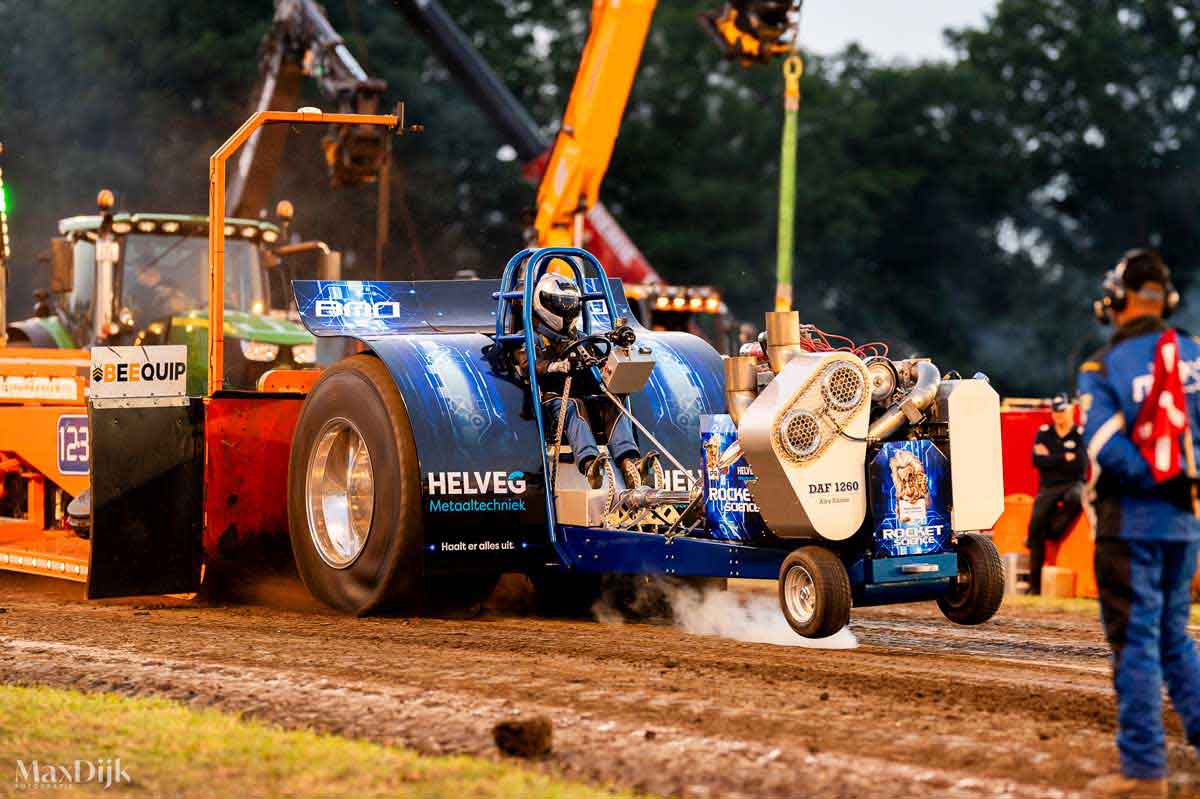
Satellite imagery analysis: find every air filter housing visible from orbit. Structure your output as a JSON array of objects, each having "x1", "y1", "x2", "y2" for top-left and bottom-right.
[{"x1": 737, "y1": 352, "x2": 870, "y2": 540}]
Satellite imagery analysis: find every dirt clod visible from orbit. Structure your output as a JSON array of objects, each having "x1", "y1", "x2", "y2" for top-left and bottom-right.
[
  {"x1": 820, "y1": 692, "x2": 830, "y2": 701},
  {"x1": 492, "y1": 715, "x2": 553, "y2": 758}
]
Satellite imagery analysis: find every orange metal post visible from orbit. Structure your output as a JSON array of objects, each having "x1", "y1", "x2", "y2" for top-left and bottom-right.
[{"x1": 207, "y1": 110, "x2": 400, "y2": 394}]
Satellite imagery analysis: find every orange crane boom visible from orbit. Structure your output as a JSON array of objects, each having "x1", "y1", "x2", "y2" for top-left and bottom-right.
[
  {"x1": 533, "y1": 1, "x2": 801, "y2": 261},
  {"x1": 534, "y1": 0, "x2": 657, "y2": 251}
]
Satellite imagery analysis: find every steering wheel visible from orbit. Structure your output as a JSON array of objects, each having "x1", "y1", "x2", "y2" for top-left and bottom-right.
[{"x1": 561, "y1": 335, "x2": 611, "y2": 369}]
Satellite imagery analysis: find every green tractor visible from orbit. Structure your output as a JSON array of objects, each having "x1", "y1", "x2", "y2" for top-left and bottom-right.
[{"x1": 8, "y1": 192, "x2": 334, "y2": 394}]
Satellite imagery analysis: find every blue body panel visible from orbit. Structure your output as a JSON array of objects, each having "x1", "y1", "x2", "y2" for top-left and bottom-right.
[
  {"x1": 868, "y1": 552, "x2": 958, "y2": 583},
  {"x1": 558, "y1": 525, "x2": 787, "y2": 579},
  {"x1": 363, "y1": 333, "x2": 548, "y2": 573},
  {"x1": 855, "y1": 578, "x2": 955, "y2": 607},
  {"x1": 293, "y1": 261, "x2": 725, "y2": 574}
]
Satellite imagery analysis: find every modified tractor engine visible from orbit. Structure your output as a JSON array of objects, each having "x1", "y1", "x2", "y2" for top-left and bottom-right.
[{"x1": 723, "y1": 311, "x2": 1003, "y2": 545}]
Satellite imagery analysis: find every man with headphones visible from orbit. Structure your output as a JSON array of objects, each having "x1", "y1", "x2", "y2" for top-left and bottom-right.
[{"x1": 1079, "y1": 249, "x2": 1200, "y2": 797}]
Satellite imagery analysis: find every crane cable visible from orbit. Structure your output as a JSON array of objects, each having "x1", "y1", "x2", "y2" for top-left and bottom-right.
[{"x1": 774, "y1": 52, "x2": 804, "y2": 312}]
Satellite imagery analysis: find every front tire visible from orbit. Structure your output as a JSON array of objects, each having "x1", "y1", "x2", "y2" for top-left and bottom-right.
[
  {"x1": 288, "y1": 355, "x2": 423, "y2": 615},
  {"x1": 937, "y1": 532, "x2": 1004, "y2": 625},
  {"x1": 778, "y1": 547, "x2": 852, "y2": 638}
]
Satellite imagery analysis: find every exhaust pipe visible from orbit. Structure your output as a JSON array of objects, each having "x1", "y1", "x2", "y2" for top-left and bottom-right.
[
  {"x1": 724, "y1": 355, "x2": 758, "y2": 424},
  {"x1": 867, "y1": 360, "x2": 941, "y2": 442},
  {"x1": 616, "y1": 486, "x2": 695, "y2": 513},
  {"x1": 765, "y1": 311, "x2": 808, "y2": 374}
]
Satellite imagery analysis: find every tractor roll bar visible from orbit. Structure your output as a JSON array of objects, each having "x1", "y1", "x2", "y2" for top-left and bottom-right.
[{"x1": 206, "y1": 108, "x2": 402, "y2": 394}]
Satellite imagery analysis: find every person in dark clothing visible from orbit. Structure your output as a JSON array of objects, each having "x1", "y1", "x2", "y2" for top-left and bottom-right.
[
  {"x1": 1079, "y1": 249, "x2": 1200, "y2": 798},
  {"x1": 1026, "y1": 393, "x2": 1086, "y2": 594},
  {"x1": 516, "y1": 272, "x2": 643, "y2": 490}
]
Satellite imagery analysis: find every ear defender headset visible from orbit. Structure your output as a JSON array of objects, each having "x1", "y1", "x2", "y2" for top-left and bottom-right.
[{"x1": 1092, "y1": 248, "x2": 1180, "y2": 324}]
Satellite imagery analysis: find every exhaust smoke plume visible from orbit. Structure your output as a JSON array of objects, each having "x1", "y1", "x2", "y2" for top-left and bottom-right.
[{"x1": 595, "y1": 578, "x2": 858, "y2": 649}]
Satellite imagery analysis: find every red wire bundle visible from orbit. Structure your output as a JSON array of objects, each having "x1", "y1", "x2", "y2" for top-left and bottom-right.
[
  {"x1": 798, "y1": 325, "x2": 889, "y2": 359},
  {"x1": 738, "y1": 325, "x2": 890, "y2": 361}
]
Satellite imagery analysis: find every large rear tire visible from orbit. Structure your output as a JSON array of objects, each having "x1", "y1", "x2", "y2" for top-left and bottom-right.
[
  {"x1": 778, "y1": 547, "x2": 852, "y2": 638},
  {"x1": 937, "y1": 532, "x2": 1005, "y2": 625},
  {"x1": 288, "y1": 355, "x2": 423, "y2": 615}
]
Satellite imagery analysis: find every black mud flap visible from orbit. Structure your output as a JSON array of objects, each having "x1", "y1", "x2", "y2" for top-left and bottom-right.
[{"x1": 86, "y1": 399, "x2": 204, "y2": 599}]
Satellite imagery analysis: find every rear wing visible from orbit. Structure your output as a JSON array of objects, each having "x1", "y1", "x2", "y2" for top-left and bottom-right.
[{"x1": 292, "y1": 278, "x2": 639, "y2": 338}]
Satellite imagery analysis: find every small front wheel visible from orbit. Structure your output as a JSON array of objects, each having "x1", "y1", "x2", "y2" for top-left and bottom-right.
[
  {"x1": 937, "y1": 532, "x2": 1005, "y2": 625},
  {"x1": 778, "y1": 547, "x2": 852, "y2": 638}
]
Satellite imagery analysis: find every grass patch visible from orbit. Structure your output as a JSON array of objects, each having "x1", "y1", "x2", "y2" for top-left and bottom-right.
[
  {"x1": 1004, "y1": 593, "x2": 1103, "y2": 617},
  {"x1": 0, "y1": 684, "x2": 639, "y2": 798},
  {"x1": 1004, "y1": 593, "x2": 1200, "y2": 624}
]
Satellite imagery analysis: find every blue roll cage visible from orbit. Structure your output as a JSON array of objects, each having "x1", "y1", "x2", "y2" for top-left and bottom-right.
[{"x1": 492, "y1": 247, "x2": 627, "y2": 540}]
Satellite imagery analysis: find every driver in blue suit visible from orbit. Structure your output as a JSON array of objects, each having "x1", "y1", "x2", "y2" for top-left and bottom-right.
[
  {"x1": 1078, "y1": 249, "x2": 1200, "y2": 798},
  {"x1": 516, "y1": 272, "x2": 643, "y2": 490}
]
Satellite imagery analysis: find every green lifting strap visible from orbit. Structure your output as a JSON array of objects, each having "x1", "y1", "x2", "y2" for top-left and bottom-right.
[{"x1": 774, "y1": 54, "x2": 803, "y2": 312}]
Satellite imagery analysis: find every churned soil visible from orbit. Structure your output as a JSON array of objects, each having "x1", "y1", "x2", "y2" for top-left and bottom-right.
[{"x1": 2, "y1": 571, "x2": 1198, "y2": 798}]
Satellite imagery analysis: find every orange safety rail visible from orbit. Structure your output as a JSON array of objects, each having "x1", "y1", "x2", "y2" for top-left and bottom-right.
[{"x1": 208, "y1": 109, "x2": 400, "y2": 394}]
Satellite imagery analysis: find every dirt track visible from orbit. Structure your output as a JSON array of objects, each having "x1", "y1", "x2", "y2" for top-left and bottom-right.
[{"x1": 2, "y1": 572, "x2": 1198, "y2": 798}]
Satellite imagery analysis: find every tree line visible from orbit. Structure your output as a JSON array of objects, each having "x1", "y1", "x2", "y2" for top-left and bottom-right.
[{"x1": 1, "y1": 0, "x2": 1197, "y2": 394}]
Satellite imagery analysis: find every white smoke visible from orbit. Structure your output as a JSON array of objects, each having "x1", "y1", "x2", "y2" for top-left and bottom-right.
[
  {"x1": 668, "y1": 582, "x2": 859, "y2": 649},
  {"x1": 594, "y1": 578, "x2": 858, "y2": 649}
]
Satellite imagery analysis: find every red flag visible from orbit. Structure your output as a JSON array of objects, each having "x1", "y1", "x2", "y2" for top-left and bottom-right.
[{"x1": 1132, "y1": 329, "x2": 1190, "y2": 483}]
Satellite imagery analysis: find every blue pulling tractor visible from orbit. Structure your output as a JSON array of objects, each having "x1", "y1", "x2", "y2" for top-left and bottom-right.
[{"x1": 287, "y1": 248, "x2": 1006, "y2": 637}]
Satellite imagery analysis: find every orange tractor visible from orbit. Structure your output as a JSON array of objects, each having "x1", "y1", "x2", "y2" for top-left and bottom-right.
[{"x1": 0, "y1": 111, "x2": 392, "y2": 596}]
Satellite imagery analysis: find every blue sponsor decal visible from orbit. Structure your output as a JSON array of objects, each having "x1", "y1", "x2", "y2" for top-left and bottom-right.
[
  {"x1": 57, "y1": 415, "x2": 89, "y2": 475},
  {"x1": 700, "y1": 414, "x2": 766, "y2": 542},
  {"x1": 870, "y1": 440, "x2": 951, "y2": 557}
]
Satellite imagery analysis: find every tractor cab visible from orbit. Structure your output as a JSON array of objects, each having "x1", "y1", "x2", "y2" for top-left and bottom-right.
[{"x1": 7, "y1": 195, "x2": 328, "y2": 394}]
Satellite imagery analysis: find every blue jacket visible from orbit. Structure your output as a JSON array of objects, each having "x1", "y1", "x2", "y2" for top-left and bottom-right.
[{"x1": 1078, "y1": 315, "x2": 1200, "y2": 541}]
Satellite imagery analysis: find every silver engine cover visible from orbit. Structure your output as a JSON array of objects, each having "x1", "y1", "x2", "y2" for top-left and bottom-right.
[{"x1": 738, "y1": 352, "x2": 870, "y2": 540}]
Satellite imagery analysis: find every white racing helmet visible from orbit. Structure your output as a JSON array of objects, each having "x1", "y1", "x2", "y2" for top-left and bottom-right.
[{"x1": 532, "y1": 272, "x2": 583, "y2": 335}]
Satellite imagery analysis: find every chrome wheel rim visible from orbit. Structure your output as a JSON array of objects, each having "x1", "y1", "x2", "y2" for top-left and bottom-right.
[
  {"x1": 783, "y1": 563, "x2": 817, "y2": 625},
  {"x1": 306, "y1": 417, "x2": 375, "y2": 569}
]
